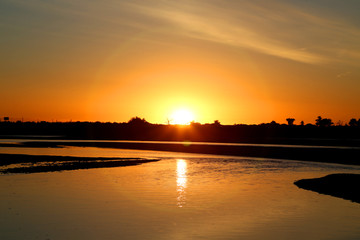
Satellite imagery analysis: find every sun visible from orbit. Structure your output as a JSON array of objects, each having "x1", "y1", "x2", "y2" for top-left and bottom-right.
[{"x1": 170, "y1": 109, "x2": 195, "y2": 125}]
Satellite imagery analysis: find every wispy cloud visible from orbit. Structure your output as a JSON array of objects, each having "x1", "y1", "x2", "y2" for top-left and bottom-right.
[
  {"x1": 2, "y1": 0, "x2": 360, "y2": 65},
  {"x1": 123, "y1": 0, "x2": 360, "y2": 64}
]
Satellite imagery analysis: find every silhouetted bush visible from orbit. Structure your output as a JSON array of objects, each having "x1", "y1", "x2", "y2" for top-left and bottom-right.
[
  {"x1": 315, "y1": 116, "x2": 333, "y2": 127},
  {"x1": 286, "y1": 118, "x2": 295, "y2": 125},
  {"x1": 349, "y1": 118, "x2": 360, "y2": 127}
]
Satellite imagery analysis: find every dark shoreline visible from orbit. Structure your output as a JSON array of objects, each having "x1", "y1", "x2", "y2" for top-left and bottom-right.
[
  {"x1": 294, "y1": 174, "x2": 360, "y2": 204},
  {"x1": 3, "y1": 140, "x2": 359, "y2": 166}
]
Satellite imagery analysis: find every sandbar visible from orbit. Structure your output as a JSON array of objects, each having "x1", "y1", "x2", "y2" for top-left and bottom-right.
[{"x1": 0, "y1": 153, "x2": 159, "y2": 174}]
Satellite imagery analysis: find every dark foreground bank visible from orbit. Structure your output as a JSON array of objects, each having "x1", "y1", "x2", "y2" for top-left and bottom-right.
[
  {"x1": 294, "y1": 174, "x2": 360, "y2": 203},
  {"x1": 0, "y1": 153, "x2": 159, "y2": 174}
]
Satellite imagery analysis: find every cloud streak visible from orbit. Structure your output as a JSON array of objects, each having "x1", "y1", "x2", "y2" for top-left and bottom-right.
[
  {"x1": 124, "y1": 0, "x2": 360, "y2": 64},
  {"x1": 1, "y1": 0, "x2": 360, "y2": 65}
]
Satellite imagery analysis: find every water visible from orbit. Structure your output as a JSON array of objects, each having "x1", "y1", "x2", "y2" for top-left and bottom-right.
[{"x1": 1, "y1": 143, "x2": 360, "y2": 240}]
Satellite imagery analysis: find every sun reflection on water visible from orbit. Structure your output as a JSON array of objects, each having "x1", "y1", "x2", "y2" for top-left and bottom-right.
[{"x1": 176, "y1": 159, "x2": 187, "y2": 207}]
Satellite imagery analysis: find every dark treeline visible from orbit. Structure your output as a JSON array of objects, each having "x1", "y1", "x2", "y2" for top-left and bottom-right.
[{"x1": 1, "y1": 116, "x2": 360, "y2": 146}]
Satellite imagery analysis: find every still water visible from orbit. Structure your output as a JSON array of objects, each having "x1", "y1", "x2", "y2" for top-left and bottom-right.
[{"x1": 1, "y1": 146, "x2": 360, "y2": 240}]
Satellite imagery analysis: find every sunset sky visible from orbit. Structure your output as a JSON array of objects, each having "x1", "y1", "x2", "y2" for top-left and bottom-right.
[{"x1": 1, "y1": 0, "x2": 360, "y2": 124}]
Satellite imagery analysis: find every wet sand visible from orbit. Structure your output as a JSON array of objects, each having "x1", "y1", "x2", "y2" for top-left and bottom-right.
[{"x1": 294, "y1": 174, "x2": 360, "y2": 203}]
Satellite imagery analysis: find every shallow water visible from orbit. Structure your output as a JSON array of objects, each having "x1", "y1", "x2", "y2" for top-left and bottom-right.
[{"x1": 1, "y1": 146, "x2": 360, "y2": 240}]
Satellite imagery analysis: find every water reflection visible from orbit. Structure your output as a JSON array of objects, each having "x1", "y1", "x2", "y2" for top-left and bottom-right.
[{"x1": 176, "y1": 159, "x2": 187, "y2": 207}]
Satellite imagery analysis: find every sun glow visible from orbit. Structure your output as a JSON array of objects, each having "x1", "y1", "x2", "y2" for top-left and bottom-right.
[{"x1": 170, "y1": 109, "x2": 195, "y2": 125}]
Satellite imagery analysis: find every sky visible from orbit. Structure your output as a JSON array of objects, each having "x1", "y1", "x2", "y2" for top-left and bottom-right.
[{"x1": 1, "y1": 0, "x2": 360, "y2": 124}]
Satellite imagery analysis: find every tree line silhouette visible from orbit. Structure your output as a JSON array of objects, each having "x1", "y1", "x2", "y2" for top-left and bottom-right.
[{"x1": 1, "y1": 116, "x2": 359, "y2": 146}]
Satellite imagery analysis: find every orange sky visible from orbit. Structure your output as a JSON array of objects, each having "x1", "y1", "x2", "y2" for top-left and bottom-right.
[{"x1": 1, "y1": 0, "x2": 360, "y2": 124}]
